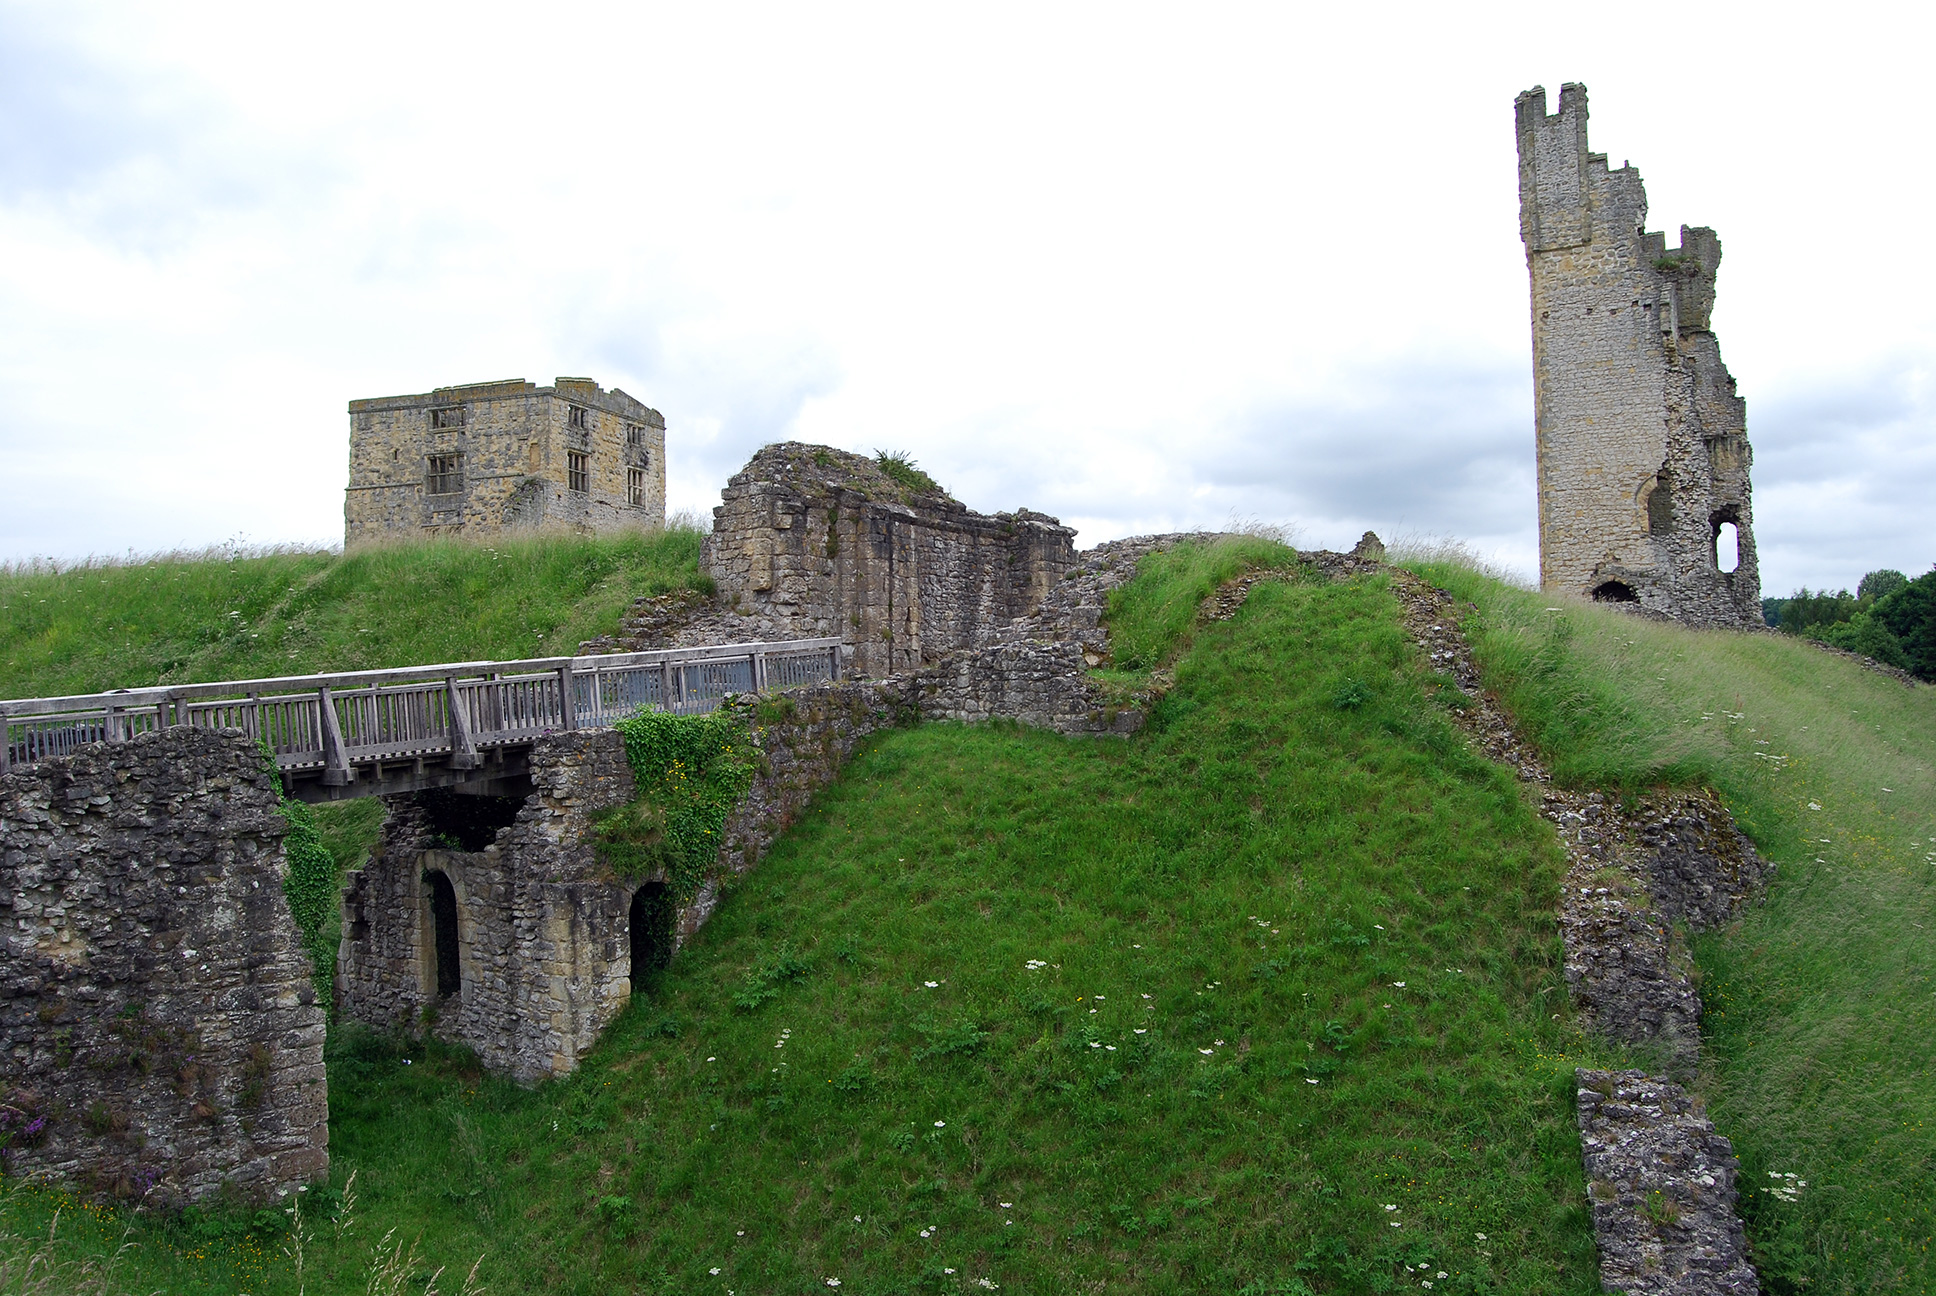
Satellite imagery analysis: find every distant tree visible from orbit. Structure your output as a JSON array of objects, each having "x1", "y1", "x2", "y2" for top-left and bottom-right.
[
  {"x1": 1858, "y1": 569, "x2": 1909, "y2": 602},
  {"x1": 1817, "y1": 612, "x2": 1912, "y2": 672},
  {"x1": 1872, "y1": 568, "x2": 1936, "y2": 682},
  {"x1": 1774, "y1": 587, "x2": 1862, "y2": 635},
  {"x1": 1760, "y1": 596, "x2": 1786, "y2": 628}
]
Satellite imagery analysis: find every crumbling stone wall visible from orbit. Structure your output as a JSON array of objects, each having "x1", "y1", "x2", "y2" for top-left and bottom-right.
[
  {"x1": 0, "y1": 729, "x2": 327, "y2": 1204},
  {"x1": 1516, "y1": 85, "x2": 1761, "y2": 626},
  {"x1": 345, "y1": 376, "x2": 665, "y2": 547},
  {"x1": 702, "y1": 444, "x2": 1077, "y2": 677},
  {"x1": 337, "y1": 732, "x2": 641, "y2": 1085}
]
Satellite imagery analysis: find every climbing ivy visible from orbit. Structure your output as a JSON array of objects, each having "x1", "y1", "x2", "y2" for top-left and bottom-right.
[
  {"x1": 278, "y1": 798, "x2": 339, "y2": 1006},
  {"x1": 257, "y1": 741, "x2": 339, "y2": 1007},
  {"x1": 597, "y1": 706, "x2": 758, "y2": 902}
]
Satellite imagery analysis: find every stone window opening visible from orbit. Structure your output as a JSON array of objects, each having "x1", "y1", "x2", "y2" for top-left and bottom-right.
[
  {"x1": 568, "y1": 451, "x2": 589, "y2": 494},
  {"x1": 627, "y1": 468, "x2": 646, "y2": 507},
  {"x1": 429, "y1": 406, "x2": 466, "y2": 429},
  {"x1": 625, "y1": 423, "x2": 644, "y2": 448},
  {"x1": 1592, "y1": 580, "x2": 1639, "y2": 603},
  {"x1": 1712, "y1": 512, "x2": 1741, "y2": 574},
  {"x1": 567, "y1": 404, "x2": 589, "y2": 430},
  {"x1": 1645, "y1": 477, "x2": 1673, "y2": 537},
  {"x1": 425, "y1": 870, "x2": 461, "y2": 999},
  {"x1": 426, "y1": 454, "x2": 465, "y2": 496},
  {"x1": 418, "y1": 787, "x2": 525, "y2": 850},
  {"x1": 629, "y1": 882, "x2": 677, "y2": 991}
]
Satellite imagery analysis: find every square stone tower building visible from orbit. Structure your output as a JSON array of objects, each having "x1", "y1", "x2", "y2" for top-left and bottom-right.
[
  {"x1": 1515, "y1": 85, "x2": 1761, "y2": 625},
  {"x1": 344, "y1": 377, "x2": 665, "y2": 546}
]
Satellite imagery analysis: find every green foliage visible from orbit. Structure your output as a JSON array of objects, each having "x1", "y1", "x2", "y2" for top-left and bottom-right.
[
  {"x1": 0, "y1": 527, "x2": 708, "y2": 699},
  {"x1": 1404, "y1": 553, "x2": 1936, "y2": 1294},
  {"x1": 1872, "y1": 567, "x2": 1936, "y2": 682},
  {"x1": 1857, "y1": 568, "x2": 1908, "y2": 602},
  {"x1": 1811, "y1": 609, "x2": 1911, "y2": 671},
  {"x1": 278, "y1": 799, "x2": 340, "y2": 1004},
  {"x1": 600, "y1": 707, "x2": 758, "y2": 899},
  {"x1": 1104, "y1": 534, "x2": 1300, "y2": 671},
  {"x1": 21, "y1": 566, "x2": 1610, "y2": 1294},
  {"x1": 1766, "y1": 585, "x2": 1862, "y2": 635},
  {"x1": 872, "y1": 449, "x2": 945, "y2": 497}
]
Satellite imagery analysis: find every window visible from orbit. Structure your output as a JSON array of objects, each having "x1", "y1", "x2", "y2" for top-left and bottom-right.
[
  {"x1": 625, "y1": 423, "x2": 642, "y2": 448},
  {"x1": 568, "y1": 451, "x2": 589, "y2": 493},
  {"x1": 429, "y1": 406, "x2": 465, "y2": 429},
  {"x1": 426, "y1": 453, "x2": 465, "y2": 495},
  {"x1": 627, "y1": 467, "x2": 646, "y2": 507},
  {"x1": 567, "y1": 404, "x2": 589, "y2": 430}
]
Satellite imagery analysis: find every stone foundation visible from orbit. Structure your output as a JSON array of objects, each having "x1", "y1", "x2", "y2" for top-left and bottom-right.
[{"x1": 0, "y1": 729, "x2": 327, "y2": 1204}]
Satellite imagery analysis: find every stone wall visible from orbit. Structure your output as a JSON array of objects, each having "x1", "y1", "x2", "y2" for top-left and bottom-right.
[
  {"x1": 702, "y1": 444, "x2": 1077, "y2": 677},
  {"x1": 337, "y1": 731, "x2": 641, "y2": 1085},
  {"x1": 345, "y1": 376, "x2": 666, "y2": 547},
  {"x1": 1515, "y1": 85, "x2": 1761, "y2": 627},
  {"x1": 0, "y1": 729, "x2": 327, "y2": 1204}
]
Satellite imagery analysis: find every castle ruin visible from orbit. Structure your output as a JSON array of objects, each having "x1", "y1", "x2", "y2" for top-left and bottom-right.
[
  {"x1": 345, "y1": 377, "x2": 665, "y2": 547},
  {"x1": 1516, "y1": 85, "x2": 1761, "y2": 625}
]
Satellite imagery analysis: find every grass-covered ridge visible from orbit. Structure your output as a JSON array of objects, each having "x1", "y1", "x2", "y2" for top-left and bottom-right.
[
  {"x1": 1, "y1": 548, "x2": 1613, "y2": 1294},
  {"x1": 0, "y1": 527, "x2": 709, "y2": 702},
  {"x1": 1404, "y1": 551, "x2": 1936, "y2": 1295}
]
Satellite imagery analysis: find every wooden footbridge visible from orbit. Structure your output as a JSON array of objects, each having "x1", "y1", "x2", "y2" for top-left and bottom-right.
[{"x1": 0, "y1": 639, "x2": 844, "y2": 802}]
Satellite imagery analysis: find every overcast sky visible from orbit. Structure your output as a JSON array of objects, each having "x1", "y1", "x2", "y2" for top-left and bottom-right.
[{"x1": 1, "y1": 2, "x2": 1929, "y2": 594}]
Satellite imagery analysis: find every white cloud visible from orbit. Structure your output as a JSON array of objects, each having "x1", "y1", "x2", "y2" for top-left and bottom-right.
[{"x1": 0, "y1": 0, "x2": 1930, "y2": 597}]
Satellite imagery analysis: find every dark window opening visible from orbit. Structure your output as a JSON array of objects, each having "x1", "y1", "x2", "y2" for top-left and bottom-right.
[
  {"x1": 629, "y1": 882, "x2": 677, "y2": 990},
  {"x1": 1646, "y1": 479, "x2": 1673, "y2": 536},
  {"x1": 429, "y1": 406, "x2": 466, "y2": 429},
  {"x1": 1592, "y1": 580, "x2": 1640, "y2": 603},
  {"x1": 426, "y1": 453, "x2": 465, "y2": 495},
  {"x1": 627, "y1": 467, "x2": 646, "y2": 507},
  {"x1": 567, "y1": 404, "x2": 589, "y2": 430},
  {"x1": 625, "y1": 423, "x2": 643, "y2": 448},
  {"x1": 568, "y1": 451, "x2": 589, "y2": 493},
  {"x1": 427, "y1": 870, "x2": 461, "y2": 998},
  {"x1": 416, "y1": 787, "x2": 526, "y2": 851}
]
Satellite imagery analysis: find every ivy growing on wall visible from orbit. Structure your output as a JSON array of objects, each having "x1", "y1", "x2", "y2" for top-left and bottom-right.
[
  {"x1": 278, "y1": 798, "x2": 340, "y2": 1007},
  {"x1": 596, "y1": 706, "x2": 758, "y2": 902}
]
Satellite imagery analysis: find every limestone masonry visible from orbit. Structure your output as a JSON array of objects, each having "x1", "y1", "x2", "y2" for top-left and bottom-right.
[
  {"x1": 1, "y1": 729, "x2": 328, "y2": 1204},
  {"x1": 345, "y1": 377, "x2": 665, "y2": 547},
  {"x1": 1516, "y1": 85, "x2": 1761, "y2": 625},
  {"x1": 702, "y1": 444, "x2": 1077, "y2": 678}
]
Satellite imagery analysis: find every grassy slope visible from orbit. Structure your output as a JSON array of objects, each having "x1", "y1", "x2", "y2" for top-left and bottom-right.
[
  {"x1": 1407, "y1": 556, "x2": 1936, "y2": 1295},
  {"x1": 0, "y1": 529, "x2": 709, "y2": 879},
  {"x1": 1, "y1": 545, "x2": 1612, "y2": 1295},
  {"x1": 0, "y1": 529, "x2": 709, "y2": 701}
]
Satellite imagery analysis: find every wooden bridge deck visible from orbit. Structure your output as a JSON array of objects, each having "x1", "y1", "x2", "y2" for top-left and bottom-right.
[{"x1": 0, "y1": 638, "x2": 845, "y2": 802}]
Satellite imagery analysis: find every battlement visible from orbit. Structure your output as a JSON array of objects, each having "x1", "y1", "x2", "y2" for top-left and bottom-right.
[{"x1": 1514, "y1": 85, "x2": 1760, "y2": 628}]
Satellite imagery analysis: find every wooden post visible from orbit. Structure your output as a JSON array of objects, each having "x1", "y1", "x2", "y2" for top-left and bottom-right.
[
  {"x1": 104, "y1": 703, "x2": 122, "y2": 744},
  {"x1": 753, "y1": 650, "x2": 768, "y2": 694},
  {"x1": 319, "y1": 686, "x2": 354, "y2": 786},
  {"x1": 447, "y1": 677, "x2": 479, "y2": 768},
  {"x1": 247, "y1": 691, "x2": 261, "y2": 744},
  {"x1": 0, "y1": 705, "x2": 10, "y2": 775},
  {"x1": 558, "y1": 663, "x2": 577, "y2": 731}
]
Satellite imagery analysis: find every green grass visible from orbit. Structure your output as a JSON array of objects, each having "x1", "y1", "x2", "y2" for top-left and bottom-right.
[
  {"x1": 0, "y1": 528, "x2": 709, "y2": 702},
  {"x1": 1, "y1": 556, "x2": 1615, "y2": 1295},
  {"x1": 1404, "y1": 553, "x2": 1936, "y2": 1295}
]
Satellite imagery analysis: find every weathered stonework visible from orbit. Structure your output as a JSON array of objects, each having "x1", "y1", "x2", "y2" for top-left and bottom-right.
[
  {"x1": 0, "y1": 729, "x2": 327, "y2": 1204},
  {"x1": 337, "y1": 732, "x2": 643, "y2": 1085},
  {"x1": 702, "y1": 444, "x2": 1077, "y2": 677},
  {"x1": 1516, "y1": 85, "x2": 1761, "y2": 626},
  {"x1": 345, "y1": 377, "x2": 666, "y2": 547}
]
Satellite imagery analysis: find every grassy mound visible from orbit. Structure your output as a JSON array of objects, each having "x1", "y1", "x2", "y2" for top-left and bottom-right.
[
  {"x1": 1405, "y1": 552, "x2": 1936, "y2": 1295},
  {"x1": 0, "y1": 528, "x2": 709, "y2": 702},
  {"x1": 1, "y1": 547, "x2": 1612, "y2": 1294}
]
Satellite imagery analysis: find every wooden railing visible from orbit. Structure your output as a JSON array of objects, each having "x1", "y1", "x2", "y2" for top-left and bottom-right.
[{"x1": 0, "y1": 639, "x2": 844, "y2": 785}]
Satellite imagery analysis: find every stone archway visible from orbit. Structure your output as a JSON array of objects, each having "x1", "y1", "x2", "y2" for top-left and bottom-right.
[
  {"x1": 425, "y1": 870, "x2": 461, "y2": 998},
  {"x1": 629, "y1": 881, "x2": 677, "y2": 991}
]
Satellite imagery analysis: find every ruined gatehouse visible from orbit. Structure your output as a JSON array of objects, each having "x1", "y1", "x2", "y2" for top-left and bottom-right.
[{"x1": 1516, "y1": 84, "x2": 1761, "y2": 625}]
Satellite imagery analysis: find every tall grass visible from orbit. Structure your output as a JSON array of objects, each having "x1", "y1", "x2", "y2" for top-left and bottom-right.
[
  {"x1": 1403, "y1": 555, "x2": 1936, "y2": 1295},
  {"x1": 3, "y1": 557, "x2": 1615, "y2": 1294},
  {"x1": 0, "y1": 527, "x2": 709, "y2": 701}
]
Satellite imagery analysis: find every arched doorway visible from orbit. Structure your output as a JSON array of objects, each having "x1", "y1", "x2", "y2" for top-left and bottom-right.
[
  {"x1": 629, "y1": 882, "x2": 677, "y2": 991},
  {"x1": 426, "y1": 870, "x2": 461, "y2": 998},
  {"x1": 1592, "y1": 580, "x2": 1639, "y2": 603}
]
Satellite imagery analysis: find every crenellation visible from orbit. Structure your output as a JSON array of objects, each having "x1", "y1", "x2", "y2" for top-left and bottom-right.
[{"x1": 1516, "y1": 84, "x2": 1761, "y2": 626}]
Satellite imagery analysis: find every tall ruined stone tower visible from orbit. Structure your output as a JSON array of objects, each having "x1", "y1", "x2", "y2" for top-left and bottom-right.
[{"x1": 1516, "y1": 84, "x2": 1760, "y2": 625}]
